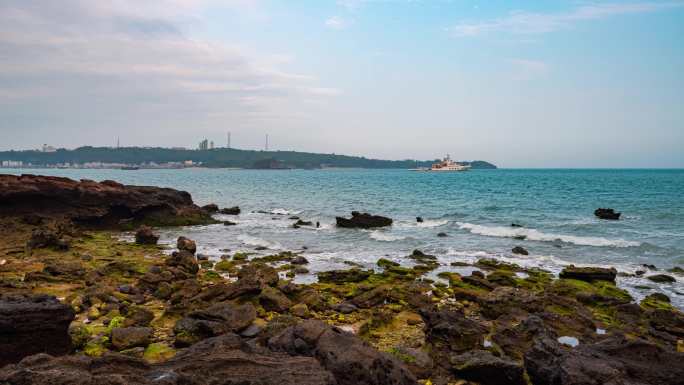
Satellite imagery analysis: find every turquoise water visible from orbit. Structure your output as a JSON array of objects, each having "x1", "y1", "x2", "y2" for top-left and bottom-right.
[{"x1": 5, "y1": 168, "x2": 684, "y2": 307}]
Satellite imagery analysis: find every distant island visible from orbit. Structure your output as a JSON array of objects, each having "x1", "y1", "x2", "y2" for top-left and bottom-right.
[{"x1": 0, "y1": 146, "x2": 497, "y2": 170}]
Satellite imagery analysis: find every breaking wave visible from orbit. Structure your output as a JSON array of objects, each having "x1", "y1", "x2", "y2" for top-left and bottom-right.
[
  {"x1": 456, "y1": 222, "x2": 641, "y2": 248},
  {"x1": 369, "y1": 231, "x2": 407, "y2": 242}
]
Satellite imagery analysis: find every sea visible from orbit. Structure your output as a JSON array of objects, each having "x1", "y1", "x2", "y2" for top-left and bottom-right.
[{"x1": 5, "y1": 168, "x2": 684, "y2": 308}]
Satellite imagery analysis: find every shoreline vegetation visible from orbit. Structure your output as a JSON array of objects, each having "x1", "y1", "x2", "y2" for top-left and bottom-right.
[
  {"x1": 1, "y1": 174, "x2": 683, "y2": 385},
  {"x1": 0, "y1": 146, "x2": 497, "y2": 170}
]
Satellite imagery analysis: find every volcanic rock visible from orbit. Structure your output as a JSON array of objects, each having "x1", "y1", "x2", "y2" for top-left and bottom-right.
[
  {"x1": 0, "y1": 333, "x2": 336, "y2": 385},
  {"x1": 647, "y1": 274, "x2": 676, "y2": 283},
  {"x1": 111, "y1": 327, "x2": 153, "y2": 350},
  {"x1": 512, "y1": 246, "x2": 528, "y2": 255},
  {"x1": 335, "y1": 211, "x2": 392, "y2": 229},
  {"x1": 594, "y1": 208, "x2": 621, "y2": 220},
  {"x1": 176, "y1": 236, "x2": 196, "y2": 254},
  {"x1": 174, "y1": 303, "x2": 256, "y2": 346},
  {"x1": 268, "y1": 320, "x2": 416, "y2": 385},
  {"x1": 201, "y1": 203, "x2": 219, "y2": 213},
  {"x1": 0, "y1": 294, "x2": 75, "y2": 366},
  {"x1": 0, "y1": 174, "x2": 212, "y2": 228},
  {"x1": 525, "y1": 334, "x2": 684, "y2": 385},
  {"x1": 559, "y1": 266, "x2": 617, "y2": 283},
  {"x1": 317, "y1": 268, "x2": 372, "y2": 283},
  {"x1": 449, "y1": 350, "x2": 525, "y2": 385},
  {"x1": 219, "y1": 206, "x2": 241, "y2": 215},
  {"x1": 134, "y1": 226, "x2": 158, "y2": 245}
]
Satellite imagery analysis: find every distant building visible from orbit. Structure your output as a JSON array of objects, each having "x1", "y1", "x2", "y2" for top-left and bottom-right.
[
  {"x1": 198, "y1": 139, "x2": 209, "y2": 151},
  {"x1": 2, "y1": 160, "x2": 24, "y2": 167},
  {"x1": 183, "y1": 160, "x2": 194, "y2": 166},
  {"x1": 42, "y1": 144, "x2": 57, "y2": 152},
  {"x1": 210, "y1": 141, "x2": 214, "y2": 150}
]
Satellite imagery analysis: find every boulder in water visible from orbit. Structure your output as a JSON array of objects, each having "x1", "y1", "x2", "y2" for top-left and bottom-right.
[
  {"x1": 594, "y1": 208, "x2": 621, "y2": 220},
  {"x1": 647, "y1": 274, "x2": 676, "y2": 283},
  {"x1": 512, "y1": 246, "x2": 529, "y2": 255},
  {"x1": 219, "y1": 206, "x2": 241, "y2": 215},
  {"x1": 335, "y1": 211, "x2": 392, "y2": 229}
]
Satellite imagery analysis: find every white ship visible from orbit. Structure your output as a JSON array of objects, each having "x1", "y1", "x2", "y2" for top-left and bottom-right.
[{"x1": 410, "y1": 155, "x2": 470, "y2": 172}]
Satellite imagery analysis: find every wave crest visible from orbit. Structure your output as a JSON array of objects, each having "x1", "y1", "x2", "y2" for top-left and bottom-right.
[
  {"x1": 456, "y1": 222, "x2": 641, "y2": 248},
  {"x1": 369, "y1": 231, "x2": 407, "y2": 242}
]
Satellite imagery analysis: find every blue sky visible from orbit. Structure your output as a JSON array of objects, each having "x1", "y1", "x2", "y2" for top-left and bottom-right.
[{"x1": 1, "y1": 1, "x2": 683, "y2": 167}]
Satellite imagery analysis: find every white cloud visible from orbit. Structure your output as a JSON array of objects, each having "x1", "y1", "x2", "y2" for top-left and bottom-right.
[
  {"x1": 509, "y1": 59, "x2": 549, "y2": 80},
  {"x1": 325, "y1": 16, "x2": 350, "y2": 29},
  {"x1": 0, "y1": 0, "x2": 338, "y2": 147},
  {"x1": 448, "y1": 2, "x2": 683, "y2": 37}
]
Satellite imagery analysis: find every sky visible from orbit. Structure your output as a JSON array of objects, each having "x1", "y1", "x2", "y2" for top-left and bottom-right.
[{"x1": 1, "y1": 0, "x2": 683, "y2": 167}]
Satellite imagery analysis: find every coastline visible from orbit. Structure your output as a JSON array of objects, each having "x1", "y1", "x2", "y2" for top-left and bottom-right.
[{"x1": 0, "y1": 174, "x2": 683, "y2": 384}]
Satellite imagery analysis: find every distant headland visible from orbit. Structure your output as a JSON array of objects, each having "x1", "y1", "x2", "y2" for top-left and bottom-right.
[{"x1": 0, "y1": 146, "x2": 497, "y2": 170}]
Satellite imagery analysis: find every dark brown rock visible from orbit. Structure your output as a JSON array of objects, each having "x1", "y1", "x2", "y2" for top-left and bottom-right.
[
  {"x1": 317, "y1": 268, "x2": 372, "y2": 283},
  {"x1": 647, "y1": 274, "x2": 676, "y2": 283},
  {"x1": 174, "y1": 303, "x2": 256, "y2": 346},
  {"x1": 0, "y1": 294, "x2": 75, "y2": 366},
  {"x1": 134, "y1": 226, "x2": 158, "y2": 245},
  {"x1": 176, "y1": 236, "x2": 196, "y2": 254},
  {"x1": 449, "y1": 350, "x2": 525, "y2": 385},
  {"x1": 0, "y1": 174, "x2": 213, "y2": 228},
  {"x1": 201, "y1": 203, "x2": 219, "y2": 213},
  {"x1": 335, "y1": 211, "x2": 392, "y2": 229},
  {"x1": 269, "y1": 320, "x2": 417, "y2": 385},
  {"x1": 511, "y1": 246, "x2": 528, "y2": 255},
  {"x1": 594, "y1": 208, "x2": 621, "y2": 220},
  {"x1": 0, "y1": 333, "x2": 336, "y2": 384},
  {"x1": 559, "y1": 266, "x2": 617, "y2": 283},
  {"x1": 111, "y1": 327, "x2": 153, "y2": 350},
  {"x1": 525, "y1": 335, "x2": 684, "y2": 385},
  {"x1": 219, "y1": 206, "x2": 241, "y2": 215},
  {"x1": 420, "y1": 306, "x2": 487, "y2": 355},
  {"x1": 165, "y1": 251, "x2": 198, "y2": 275}
]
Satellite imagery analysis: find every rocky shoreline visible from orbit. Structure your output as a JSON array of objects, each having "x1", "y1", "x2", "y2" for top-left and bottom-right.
[{"x1": 1, "y1": 175, "x2": 683, "y2": 385}]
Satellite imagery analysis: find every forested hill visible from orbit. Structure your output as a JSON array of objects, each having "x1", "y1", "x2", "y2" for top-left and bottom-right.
[{"x1": 0, "y1": 147, "x2": 497, "y2": 169}]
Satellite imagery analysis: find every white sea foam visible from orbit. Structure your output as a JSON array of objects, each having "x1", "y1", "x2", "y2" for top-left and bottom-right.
[
  {"x1": 417, "y1": 219, "x2": 449, "y2": 228},
  {"x1": 456, "y1": 222, "x2": 641, "y2": 248},
  {"x1": 369, "y1": 231, "x2": 407, "y2": 242},
  {"x1": 270, "y1": 208, "x2": 302, "y2": 215},
  {"x1": 237, "y1": 234, "x2": 282, "y2": 250}
]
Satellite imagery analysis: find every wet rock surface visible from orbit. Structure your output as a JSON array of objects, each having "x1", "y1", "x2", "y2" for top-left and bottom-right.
[
  {"x1": 335, "y1": 211, "x2": 393, "y2": 228},
  {"x1": 0, "y1": 174, "x2": 214, "y2": 228},
  {"x1": 594, "y1": 208, "x2": 621, "y2": 220},
  {"x1": 559, "y1": 265, "x2": 617, "y2": 283}
]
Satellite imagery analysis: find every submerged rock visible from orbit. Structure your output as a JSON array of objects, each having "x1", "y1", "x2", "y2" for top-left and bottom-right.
[
  {"x1": 511, "y1": 246, "x2": 528, "y2": 255},
  {"x1": 594, "y1": 208, "x2": 621, "y2": 220},
  {"x1": 559, "y1": 266, "x2": 617, "y2": 283},
  {"x1": 647, "y1": 274, "x2": 676, "y2": 283},
  {"x1": 0, "y1": 294, "x2": 75, "y2": 366},
  {"x1": 335, "y1": 211, "x2": 392, "y2": 229}
]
